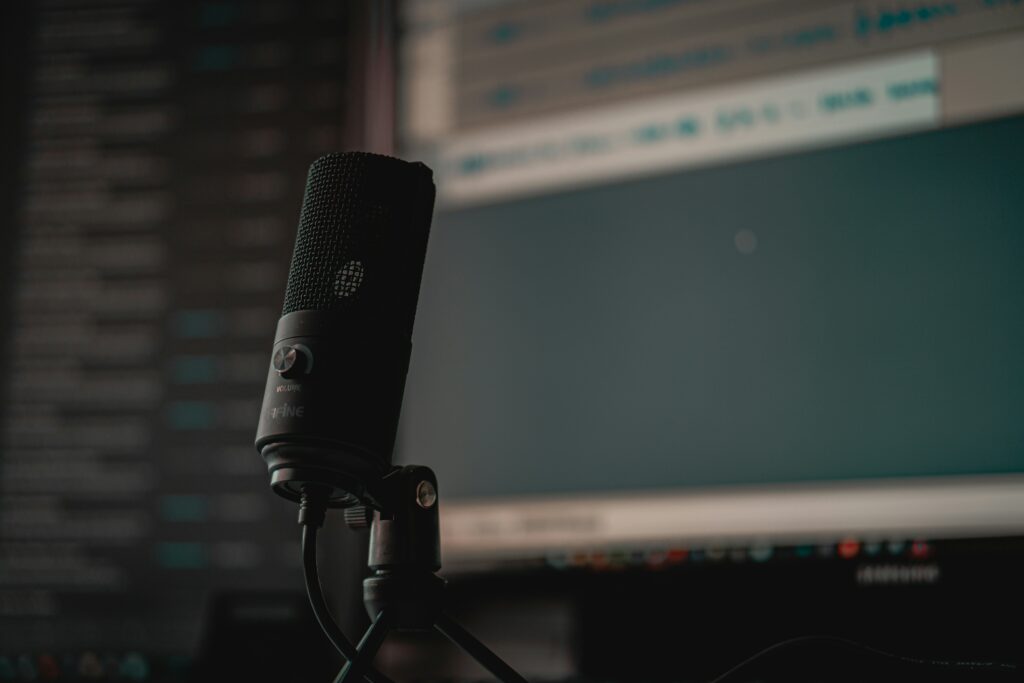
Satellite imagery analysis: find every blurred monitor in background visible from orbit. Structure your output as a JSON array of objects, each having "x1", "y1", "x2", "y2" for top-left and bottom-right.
[
  {"x1": 1, "y1": 0, "x2": 1023, "y2": 681},
  {"x1": 0, "y1": 1, "x2": 363, "y2": 680},
  {"x1": 390, "y1": 0, "x2": 1024, "y2": 676},
  {"x1": 397, "y1": 0, "x2": 1024, "y2": 572}
]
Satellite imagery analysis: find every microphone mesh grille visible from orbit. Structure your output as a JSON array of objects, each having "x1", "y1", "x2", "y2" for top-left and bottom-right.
[{"x1": 282, "y1": 152, "x2": 435, "y2": 334}]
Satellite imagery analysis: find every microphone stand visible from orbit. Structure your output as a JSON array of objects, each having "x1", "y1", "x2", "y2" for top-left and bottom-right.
[{"x1": 303, "y1": 466, "x2": 528, "y2": 683}]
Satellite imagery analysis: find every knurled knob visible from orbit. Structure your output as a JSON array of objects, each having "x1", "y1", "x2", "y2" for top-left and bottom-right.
[{"x1": 343, "y1": 505, "x2": 374, "y2": 530}]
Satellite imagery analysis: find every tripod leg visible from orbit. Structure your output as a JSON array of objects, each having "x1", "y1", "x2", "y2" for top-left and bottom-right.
[
  {"x1": 334, "y1": 609, "x2": 394, "y2": 683},
  {"x1": 435, "y1": 613, "x2": 529, "y2": 683}
]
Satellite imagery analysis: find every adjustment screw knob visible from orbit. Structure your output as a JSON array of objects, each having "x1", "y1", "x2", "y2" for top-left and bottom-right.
[
  {"x1": 416, "y1": 480, "x2": 437, "y2": 509},
  {"x1": 343, "y1": 505, "x2": 374, "y2": 529}
]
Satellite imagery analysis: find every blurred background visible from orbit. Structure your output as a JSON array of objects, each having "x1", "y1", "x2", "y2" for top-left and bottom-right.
[{"x1": 1, "y1": 0, "x2": 1023, "y2": 681}]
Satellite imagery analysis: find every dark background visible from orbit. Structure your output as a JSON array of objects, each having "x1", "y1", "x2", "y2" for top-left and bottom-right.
[{"x1": 0, "y1": 1, "x2": 1021, "y2": 682}]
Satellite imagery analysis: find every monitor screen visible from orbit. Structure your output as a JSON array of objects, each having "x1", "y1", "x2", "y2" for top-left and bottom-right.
[{"x1": 396, "y1": 0, "x2": 1024, "y2": 570}]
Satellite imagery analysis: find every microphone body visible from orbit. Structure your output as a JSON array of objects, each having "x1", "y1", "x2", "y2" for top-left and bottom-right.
[{"x1": 255, "y1": 152, "x2": 436, "y2": 507}]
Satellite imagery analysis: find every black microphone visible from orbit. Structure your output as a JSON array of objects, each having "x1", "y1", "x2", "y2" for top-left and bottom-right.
[
  {"x1": 255, "y1": 152, "x2": 436, "y2": 509},
  {"x1": 254, "y1": 156, "x2": 525, "y2": 683}
]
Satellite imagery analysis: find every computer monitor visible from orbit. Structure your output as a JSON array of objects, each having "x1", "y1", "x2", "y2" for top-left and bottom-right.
[{"x1": 395, "y1": 0, "x2": 1024, "y2": 573}]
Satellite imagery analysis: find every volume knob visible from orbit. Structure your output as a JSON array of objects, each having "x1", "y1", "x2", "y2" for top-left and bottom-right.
[{"x1": 272, "y1": 344, "x2": 312, "y2": 378}]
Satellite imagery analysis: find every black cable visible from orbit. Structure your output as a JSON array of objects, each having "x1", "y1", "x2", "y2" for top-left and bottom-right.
[
  {"x1": 299, "y1": 490, "x2": 397, "y2": 683},
  {"x1": 709, "y1": 635, "x2": 1019, "y2": 683},
  {"x1": 301, "y1": 524, "x2": 358, "y2": 660}
]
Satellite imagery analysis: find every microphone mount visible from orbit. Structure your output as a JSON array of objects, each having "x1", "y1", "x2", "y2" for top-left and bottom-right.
[{"x1": 301, "y1": 466, "x2": 528, "y2": 683}]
